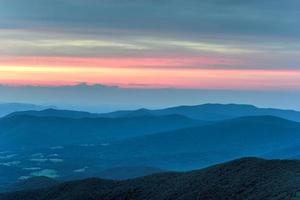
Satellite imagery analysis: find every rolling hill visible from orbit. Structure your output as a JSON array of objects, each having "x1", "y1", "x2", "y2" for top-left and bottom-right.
[
  {"x1": 100, "y1": 103, "x2": 300, "y2": 122},
  {"x1": 2, "y1": 106, "x2": 300, "y2": 192},
  {"x1": 90, "y1": 115, "x2": 300, "y2": 170},
  {"x1": 0, "y1": 103, "x2": 50, "y2": 117},
  {"x1": 1, "y1": 158, "x2": 300, "y2": 200},
  {"x1": 0, "y1": 114, "x2": 204, "y2": 149},
  {"x1": 1, "y1": 115, "x2": 300, "y2": 187},
  {"x1": 5, "y1": 109, "x2": 100, "y2": 119},
  {"x1": 6, "y1": 104, "x2": 300, "y2": 122},
  {"x1": 106, "y1": 115, "x2": 300, "y2": 156}
]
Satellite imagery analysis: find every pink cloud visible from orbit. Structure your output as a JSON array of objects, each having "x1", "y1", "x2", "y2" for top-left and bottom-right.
[{"x1": 0, "y1": 56, "x2": 239, "y2": 69}]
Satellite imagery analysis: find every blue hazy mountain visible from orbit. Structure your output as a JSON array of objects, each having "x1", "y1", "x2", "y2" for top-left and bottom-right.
[
  {"x1": 0, "y1": 114, "x2": 300, "y2": 192},
  {"x1": 99, "y1": 108, "x2": 153, "y2": 118},
  {"x1": 100, "y1": 103, "x2": 300, "y2": 122},
  {"x1": 6, "y1": 104, "x2": 300, "y2": 122},
  {"x1": 111, "y1": 116, "x2": 300, "y2": 153},
  {"x1": 2, "y1": 158, "x2": 300, "y2": 200},
  {"x1": 0, "y1": 103, "x2": 51, "y2": 117},
  {"x1": 98, "y1": 116, "x2": 300, "y2": 170},
  {"x1": 5, "y1": 108, "x2": 101, "y2": 119},
  {"x1": 0, "y1": 114, "x2": 204, "y2": 149},
  {"x1": 263, "y1": 144, "x2": 300, "y2": 159},
  {"x1": 2, "y1": 105, "x2": 300, "y2": 194}
]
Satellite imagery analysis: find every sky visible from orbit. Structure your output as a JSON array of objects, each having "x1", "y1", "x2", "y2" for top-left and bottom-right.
[
  {"x1": 1, "y1": 84, "x2": 300, "y2": 112},
  {"x1": 0, "y1": 0, "x2": 299, "y2": 110}
]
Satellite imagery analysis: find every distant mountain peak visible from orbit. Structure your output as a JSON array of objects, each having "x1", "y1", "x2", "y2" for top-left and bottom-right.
[
  {"x1": 100, "y1": 103, "x2": 300, "y2": 122},
  {"x1": 5, "y1": 108, "x2": 100, "y2": 119},
  {"x1": 0, "y1": 103, "x2": 52, "y2": 117}
]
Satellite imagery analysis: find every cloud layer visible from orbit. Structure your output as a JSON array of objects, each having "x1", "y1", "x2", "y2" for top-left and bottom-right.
[{"x1": 0, "y1": 0, "x2": 299, "y2": 89}]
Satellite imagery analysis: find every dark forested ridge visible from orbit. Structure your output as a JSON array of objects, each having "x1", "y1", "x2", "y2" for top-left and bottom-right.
[
  {"x1": 94, "y1": 166, "x2": 165, "y2": 180},
  {"x1": 1, "y1": 158, "x2": 300, "y2": 200},
  {"x1": 4, "y1": 176, "x2": 58, "y2": 192}
]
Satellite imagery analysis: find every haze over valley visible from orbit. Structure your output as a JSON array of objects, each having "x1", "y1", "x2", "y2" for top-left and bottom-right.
[
  {"x1": 1, "y1": 0, "x2": 300, "y2": 199},
  {"x1": 1, "y1": 103, "x2": 300, "y2": 199}
]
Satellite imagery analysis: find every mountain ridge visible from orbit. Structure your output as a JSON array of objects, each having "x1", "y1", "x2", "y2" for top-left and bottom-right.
[
  {"x1": 97, "y1": 115, "x2": 300, "y2": 170},
  {"x1": 99, "y1": 103, "x2": 300, "y2": 122},
  {"x1": 0, "y1": 114, "x2": 205, "y2": 149},
  {"x1": 5, "y1": 108, "x2": 100, "y2": 119},
  {"x1": 1, "y1": 157, "x2": 300, "y2": 200},
  {"x1": 0, "y1": 103, "x2": 52, "y2": 117},
  {"x1": 5, "y1": 103, "x2": 300, "y2": 122}
]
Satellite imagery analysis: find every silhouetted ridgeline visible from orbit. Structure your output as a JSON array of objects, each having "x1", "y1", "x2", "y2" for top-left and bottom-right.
[
  {"x1": 1, "y1": 158, "x2": 300, "y2": 200},
  {"x1": 0, "y1": 103, "x2": 50, "y2": 117},
  {"x1": 5, "y1": 109, "x2": 100, "y2": 119},
  {"x1": 4, "y1": 176, "x2": 58, "y2": 192},
  {"x1": 5, "y1": 103, "x2": 300, "y2": 122},
  {"x1": 99, "y1": 103, "x2": 300, "y2": 122}
]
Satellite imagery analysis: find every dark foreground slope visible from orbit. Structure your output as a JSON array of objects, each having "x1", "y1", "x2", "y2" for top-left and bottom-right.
[
  {"x1": 4, "y1": 177, "x2": 58, "y2": 192},
  {"x1": 95, "y1": 166, "x2": 165, "y2": 180},
  {"x1": 2, "y1": 158, "x2": 300, "y2": 200}
]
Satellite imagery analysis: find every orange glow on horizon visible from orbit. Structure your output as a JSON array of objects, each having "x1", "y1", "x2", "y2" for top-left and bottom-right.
[
  {"x1": 0, "y1": 56, "x2": 299, "y2": 90},
  {"x1": 1, "y1": 65, "x2": 300, "y2": 90}
]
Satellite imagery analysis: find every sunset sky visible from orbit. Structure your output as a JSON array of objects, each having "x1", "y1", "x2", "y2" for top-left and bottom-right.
[{"x1": 0, "y1": 0, "x2": 299, "y2": 90}]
